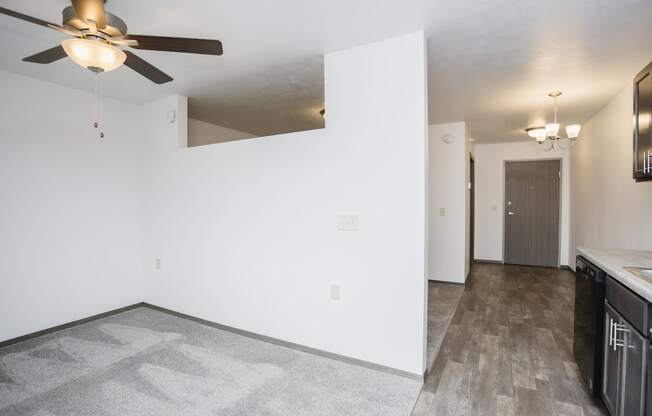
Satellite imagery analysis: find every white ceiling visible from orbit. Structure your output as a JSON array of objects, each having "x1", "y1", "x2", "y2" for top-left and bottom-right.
[{"x1": 0, "y1": 0, "x2": 650, "y2": 141}]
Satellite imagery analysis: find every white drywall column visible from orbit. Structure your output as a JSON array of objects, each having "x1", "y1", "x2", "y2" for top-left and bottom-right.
[
  {"x1": 428, "y1": 122, "x2": 469, "y2": 283},
  {"x1": 142, "y1": 32, "x2": 428, "y2": 375}
]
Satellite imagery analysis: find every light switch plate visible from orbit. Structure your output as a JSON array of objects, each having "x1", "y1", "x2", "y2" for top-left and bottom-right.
[
  {"x1": 337, "y1": 215, "x2": 359, "y2": 231},
  {"x1": 439, "y1": 208, "x2": 446, "y2": 217},
  {"x1": 330, "y1": 284, "x2": 341, "y2": 301}
]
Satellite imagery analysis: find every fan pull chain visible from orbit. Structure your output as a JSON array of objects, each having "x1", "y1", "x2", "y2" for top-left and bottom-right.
[
  {"x1": 93, "y1": 74, "x2": 105, "y2": 139},
  {"x1": 99, "y1": 75, "x2": 104, "y2": 139}
]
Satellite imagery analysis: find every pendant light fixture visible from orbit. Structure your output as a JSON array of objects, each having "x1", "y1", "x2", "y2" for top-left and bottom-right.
[{"x1": 525, "y1": 91, "x2": 582, "y2": 151}]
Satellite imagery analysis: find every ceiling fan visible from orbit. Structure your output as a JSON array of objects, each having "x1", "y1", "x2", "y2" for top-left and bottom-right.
[{"x1": 0, "y1": 0, "x2": 223, "y2": 84}]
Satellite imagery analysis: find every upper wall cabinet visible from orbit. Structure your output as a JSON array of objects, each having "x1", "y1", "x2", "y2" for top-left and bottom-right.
[{"x1": 634, "y1": 62, "x2": 652, "y2": 181}]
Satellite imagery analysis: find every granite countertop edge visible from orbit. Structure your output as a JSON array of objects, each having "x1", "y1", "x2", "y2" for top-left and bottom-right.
[{"x1": 576, "y1": 247, "x2": 652, "y2": 303}]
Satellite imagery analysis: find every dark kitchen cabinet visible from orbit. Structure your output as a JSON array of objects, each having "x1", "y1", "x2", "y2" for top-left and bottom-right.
[
  {"x1": 603, "y1": 292, "x2": 648, "y2": 416},
  {"x1": 603, "y1": 303, "x2": 621, "y2": 414},
  {"x1": 622, "y1": 320, "x2": 646, "y2": 416},
  {"x1": 634, "y1": 62, "x2": 652, "y2": 181}
]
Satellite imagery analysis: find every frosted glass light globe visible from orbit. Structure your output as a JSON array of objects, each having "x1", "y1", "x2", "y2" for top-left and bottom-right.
[{"x1": 62, "y1": 39, "x2": 126, "y2": 73}]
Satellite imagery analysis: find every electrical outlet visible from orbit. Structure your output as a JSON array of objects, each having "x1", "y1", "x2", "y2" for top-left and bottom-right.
[
  {"x1": 330, "y1": 284, "x2": 341, "y2": 301},
  {"x1": 337, "y1": 215, "x2": 359, "y2": 231},
  {"x1": 155, "y1": 258, "x2": 161, "y2": 270}
]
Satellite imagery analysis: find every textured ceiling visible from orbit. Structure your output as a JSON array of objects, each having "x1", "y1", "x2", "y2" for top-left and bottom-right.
[{"x1": 0, "y1": 0, "x2": 650, "y2": 141}]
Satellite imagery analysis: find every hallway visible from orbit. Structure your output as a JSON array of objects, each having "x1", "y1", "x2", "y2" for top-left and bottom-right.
[{"x1": 413, "y1": 263, "x2": 607, "y2": 416}]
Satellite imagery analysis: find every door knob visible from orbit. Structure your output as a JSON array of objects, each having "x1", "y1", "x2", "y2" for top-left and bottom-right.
[{"x1": 508, "y1": 211, "x2": 515, "y2": 216}]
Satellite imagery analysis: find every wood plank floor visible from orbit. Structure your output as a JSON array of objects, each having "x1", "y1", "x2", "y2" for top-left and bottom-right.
[
  {"x1": 426, "y1": 281, "x2": 465, "y2": 370},
  {"x1": 412, "y1": 262, "x2": 608, "y2": 416}
]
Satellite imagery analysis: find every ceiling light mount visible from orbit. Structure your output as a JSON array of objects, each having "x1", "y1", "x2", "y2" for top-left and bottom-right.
[{"x1": 62, "y1": 5, "x2": 128, "y2": 38}]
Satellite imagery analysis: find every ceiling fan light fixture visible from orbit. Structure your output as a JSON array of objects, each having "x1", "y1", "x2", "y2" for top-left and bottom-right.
[
  {"x1": 526, "y1": 127, "x2": 546, "y2": 139},
  {"x1": 62, "y1": 38, "x2": 126, "y2": 73}
]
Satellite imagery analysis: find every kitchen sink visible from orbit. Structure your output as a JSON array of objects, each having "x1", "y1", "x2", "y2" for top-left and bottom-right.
[{"x1": 624, "y1": 267, "x2": 652, "y2": 280}]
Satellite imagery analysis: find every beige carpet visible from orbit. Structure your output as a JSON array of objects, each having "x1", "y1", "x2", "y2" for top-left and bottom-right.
[{"x1": 0, "y1": 307, "x2": 421, "y2": 416}]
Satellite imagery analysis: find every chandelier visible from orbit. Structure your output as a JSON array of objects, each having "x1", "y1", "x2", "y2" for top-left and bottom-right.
[{"x1": 525, "y1": 91, "x2": 581, "y2": 151}]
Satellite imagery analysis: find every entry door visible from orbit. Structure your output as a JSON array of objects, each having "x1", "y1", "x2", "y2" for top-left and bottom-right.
[{"x1": 504, "y1": 159, "x2": 560, "y2": 267}]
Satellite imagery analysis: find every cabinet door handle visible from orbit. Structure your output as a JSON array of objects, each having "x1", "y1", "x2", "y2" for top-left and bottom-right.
[
  {"x1": 615, "y1": 323, "x2": 630, "y2": 333},
  {"x1": 614, "y1": 323, "x2": 628, "y2": 349}
]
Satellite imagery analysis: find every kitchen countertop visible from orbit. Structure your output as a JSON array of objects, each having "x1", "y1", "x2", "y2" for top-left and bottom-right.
[{"x1": 577, "y1": 247, "x2": 652, "y2": 302}]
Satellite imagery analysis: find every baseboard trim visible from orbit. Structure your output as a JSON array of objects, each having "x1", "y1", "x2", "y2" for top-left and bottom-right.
[
  {"x1": 473, "y1": 260, "x2": 572, "y2": 271},
  {"x1": 143, "y1": 303, "x2": 424, "y2": 382},
  {"x1": 0, "y1": 302, "x2": 146, "y2": 349},
  {"x1": 473, "y1": 259, "x2": 504, "y2": 264},
  {"x1": 427, "y1": 279, "x2": 465, "y2": 286}
]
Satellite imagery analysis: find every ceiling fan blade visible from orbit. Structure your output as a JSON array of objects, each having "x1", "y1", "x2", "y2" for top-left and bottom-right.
[
  {"x1": 71, "y1": 0, "x2": 106, "y2": 29},
  {"x1": 23, "y1": 45, "x2": 68, "y2": 64},
  {"x1": 124, "y1": 51, "x2": 173, "y2": 84},
  {"x1": 125, "y1": 35, "x2": 223, "y2": 55},
  {"x1": 0, "y1": 6, "x2": 61, "y2": 29}
]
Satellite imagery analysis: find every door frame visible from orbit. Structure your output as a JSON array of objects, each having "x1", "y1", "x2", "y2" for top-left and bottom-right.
[
  {"x1": 501, "y1": 157, "x2": 563, "y2": 268},
  {"x1": 469, "y1": 154, "x2": 475, "y2": 270}
]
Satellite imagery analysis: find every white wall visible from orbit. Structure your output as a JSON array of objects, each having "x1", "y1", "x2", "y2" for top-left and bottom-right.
[
  {"x1": 570, "y1": 84, "x2": 652, "y2": 269},
  {"x1": 428, "y1": 122, "x2": 469, "y2": 283},
  {"x1": 474, "y1": 141, "x2": 571, "y2": 265},
  {"x1": 0, "y1": 70, "x2": 146, "y2": 342},
  {"x1": 188, "y1": 118, "x2": 256, "y2": 147},
  {"x1": 142, "y1": 33, "x2": 428, "y2": 375}
]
